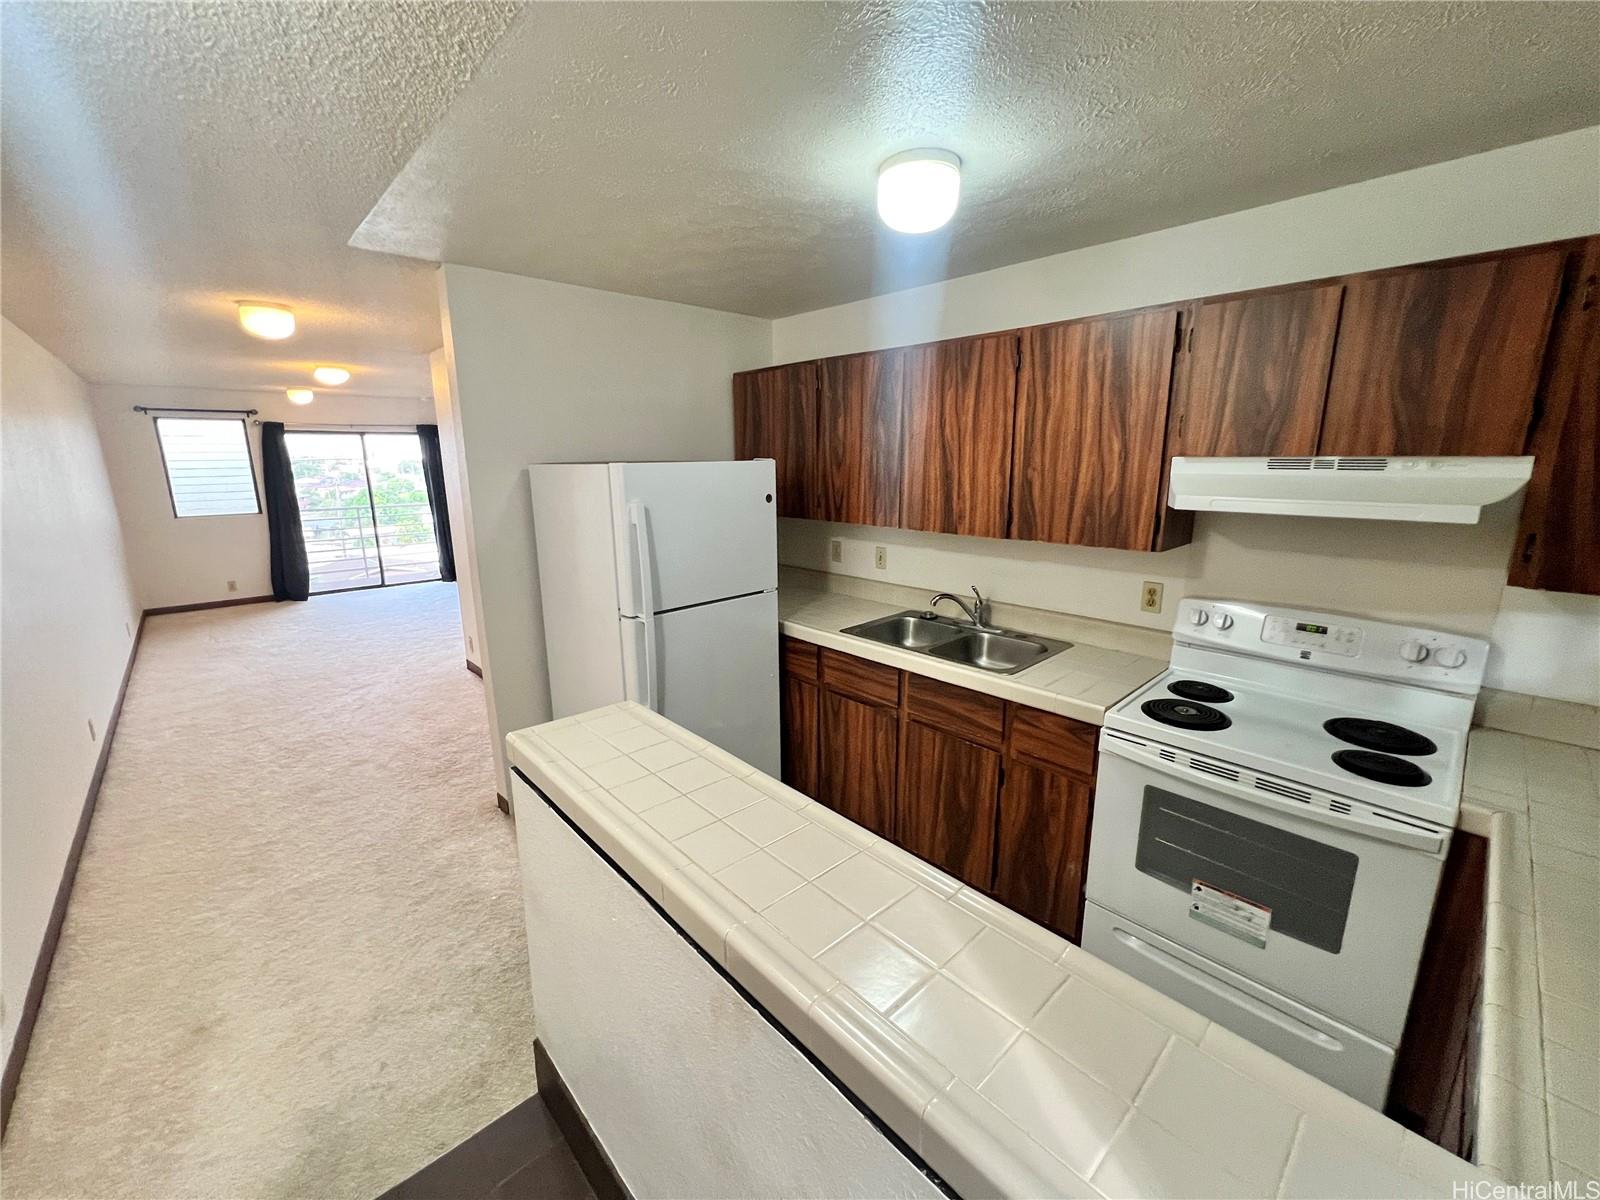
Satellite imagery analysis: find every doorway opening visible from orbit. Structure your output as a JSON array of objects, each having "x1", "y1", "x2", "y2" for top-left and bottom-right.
[{"x1": 285, "y1": 431, "x2": 442, "y2": 593}]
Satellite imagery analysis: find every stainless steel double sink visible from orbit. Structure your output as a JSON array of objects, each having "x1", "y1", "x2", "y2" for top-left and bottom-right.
[{"x1": 838, "y1": 610, "x2": 1071, "y2": 675}]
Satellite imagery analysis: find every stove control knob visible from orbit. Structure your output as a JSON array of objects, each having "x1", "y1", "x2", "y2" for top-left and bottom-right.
[
  {"x1": 1399, "y1": 640, "x2": 1430, "y2": 663},
  {"x1": 1189, "y1": 610, "x2": 1209, "y2": 627},
  {"x1": 1435, "y1": 646, "x2": 1468, "y2": 669},
  {"x1": 1213, "y1": 612, "x2": 1234, "y2": 631}
]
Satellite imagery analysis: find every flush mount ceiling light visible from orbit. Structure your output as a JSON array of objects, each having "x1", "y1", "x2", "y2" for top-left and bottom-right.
[
  {"x1": 876, "y1": 148, "x2": 962, "y2": 234},
  {"x1": 237, "y1": 302, "x2": 296, "y2": 340},
  {"x1": 286, "y1": 388, "x2": 314, "y2": 405},
  {"x1": 311, "y1": 366, "x2": 350, "y2": 386}
]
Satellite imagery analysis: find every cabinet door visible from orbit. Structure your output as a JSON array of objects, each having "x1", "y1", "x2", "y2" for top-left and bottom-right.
[
  {"x1": 816, "y1": 350, "x2": 905, "y2": 527},
  {"x1": 733, "y1": 362, "x2": 818, "y2": 518},
  {"x1": 1318, "y1": 250, "x2": 1564, "y2": 456},
  {"x1": 993, "y1": 759, "x2": 1093, "y2": 941},
  {"x1": 1176, "y1": 285, "x2": 1343, "y2": 458},
  {"x1": 1510, "y1": 237, "x2": 1600, "y2": 595},
  {"x1": 896, "y1": 722, "x2": 1000, "y2": 891},
  {"x1": 781, "y1": 675, "x2": 820, "y2": 799},
  {"x1": 901, "y1": 332, "x2": 1018, "y2": 539},
  {"x1": 818, "y1": 690, "x2": 898, "y2": 839},
  {"x1": 1013, "y1": 308, "x2": 1180, "y2": 550}
]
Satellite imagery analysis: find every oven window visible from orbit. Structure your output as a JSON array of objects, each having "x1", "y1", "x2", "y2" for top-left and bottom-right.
[{"x1": 1135, "y1": 787, "x2": 1359, "y2": 954}]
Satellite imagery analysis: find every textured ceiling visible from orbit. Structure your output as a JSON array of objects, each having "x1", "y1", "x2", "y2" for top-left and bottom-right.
[
  {"x1": 354, "y1": 1, "x2": 1600, "y2": 317},
  {"x1": 1, "y1": 0, "x2": 521, "y2": 396}
]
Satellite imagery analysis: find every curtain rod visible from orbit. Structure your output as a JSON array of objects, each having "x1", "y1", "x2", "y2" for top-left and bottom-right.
[
  {"x1": 253, "y1": 420, "x2": 422, "y2": 431},
  {"x1": 133, "y1": 405, "x2": 259, "y2": 417}
]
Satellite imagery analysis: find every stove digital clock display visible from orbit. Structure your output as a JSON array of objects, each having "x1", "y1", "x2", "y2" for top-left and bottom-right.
[{"x1": 1263, "y1": 615, "x2": 1362, "y2": 657}]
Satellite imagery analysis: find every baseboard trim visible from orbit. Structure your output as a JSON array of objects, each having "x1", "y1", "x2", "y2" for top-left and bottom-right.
[
  {"x1": 466, "y1": 659, "x2": 483, "y2": 678},
  {"x1": 144, "y1": 594, "x2": 275, "y2": 616},
  {"x1": 534, "y1": 1039, "x2": 630, "y2": 1200},
  {"x1": 1, "y1": 613, "x2": 146, "y2": 1135}
]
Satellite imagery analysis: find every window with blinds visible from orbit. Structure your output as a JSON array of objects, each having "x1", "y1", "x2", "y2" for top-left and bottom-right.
[{"x1": 154, "y1": 417, "x2": 261, "y2": 517}]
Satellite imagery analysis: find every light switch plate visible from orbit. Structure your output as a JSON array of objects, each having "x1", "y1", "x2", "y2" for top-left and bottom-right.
[
  {"x1": 874, "y1": 546, "x2": 887, "y2": 570},
  {"x1": 1141, "y1": 581, "x2": 1164, "y2": 613},
  {"x1": 829, "y1": 539, "x2": 842, "y2": 563}
]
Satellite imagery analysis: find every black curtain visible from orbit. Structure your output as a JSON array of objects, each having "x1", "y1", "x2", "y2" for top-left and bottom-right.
[
  {"x1": 260, "y1": 421, "x2": 310, "y2": 601},
  {"x1": 417, "y1": 424, "x2": 457, "y2": 583}
]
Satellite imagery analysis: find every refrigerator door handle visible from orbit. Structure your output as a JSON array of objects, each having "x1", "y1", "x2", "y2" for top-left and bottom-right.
[{"x1": 627, "y1": 501, "x2": 658, "y2": 710}]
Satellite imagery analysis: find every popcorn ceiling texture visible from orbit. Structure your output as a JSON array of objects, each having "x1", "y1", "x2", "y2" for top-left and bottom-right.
[
  {"x1": 0, "y1": 0, "x2": 522, "y2": 395},
  {"x1": 354, "y1": 1, "x2": 1600, "y2": 317},
  {"x1": 0, "y1": 584, "x2": 535, "y2": 1199}
]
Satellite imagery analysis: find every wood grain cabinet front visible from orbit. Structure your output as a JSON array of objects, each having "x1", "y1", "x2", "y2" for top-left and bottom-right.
[
  {"x1": 816, "y1": 350, "x2": 907, "y2": 527},
  {"x1": 1173, "y1": 284, "x2": 1343, "y2": 458},
  {"x1": 992, "y1": 756, "x2": 1094, "y2": 941},
  {"x1": 1013, "y1": 307, "x2": 1182, "y2": 551},
  {"x1": 1317, "y1": 248, "x2": 1564, "y2": 457},
  {"x1": 817, "y1": 689, "x2": 899, "y2": 839},
  {"x1": 900, "y1": 332, "x2": 1018, "y2": 540},
  {"x1": 779, "y1": 638, "x2": 821, "y2": 798},
  {"x1": 732, "y1": 361, "x2": 819, "y2": 518},
  {"x1": 896, "y1": 721, "x2": 1000, "y2": 891}
]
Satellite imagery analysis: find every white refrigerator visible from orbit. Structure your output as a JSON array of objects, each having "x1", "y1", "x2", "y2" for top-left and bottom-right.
[{"x1": 528, "y1": 460, "x2": 780, "y2": 776}]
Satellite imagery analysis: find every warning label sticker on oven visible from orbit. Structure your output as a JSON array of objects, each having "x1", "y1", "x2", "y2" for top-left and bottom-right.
[{"x1": 1189, "y1": 881, "x2": 1271, "y2": 948}]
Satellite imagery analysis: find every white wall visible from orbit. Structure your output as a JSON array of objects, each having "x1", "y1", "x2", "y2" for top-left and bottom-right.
[
  {"x1": 772, "y1": 127, "x2": 1600, "y2": 704},
  {"x1": 429, "y1": 349, "x2": 481, "y2": 667},
  {"x1": 437, "y1": 265, "x2": 770, "y2": 792},
  {"x1": 1, "y1": 318, "x2": 141, "y2": 1065},
  {"x1": 1487, "y1": 589, "x2": 1600, "y2": 707},
  {"x1": 90, "y1": 383, "x2": 434, "y2": 609}
]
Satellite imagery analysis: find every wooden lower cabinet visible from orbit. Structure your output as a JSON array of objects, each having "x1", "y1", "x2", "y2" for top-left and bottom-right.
[
  {"x1": 992, "y1": 758, "x2": 1094, "y2": 941},
  {"x1": 817, "y1": 690, "x2": 898, "y2": 839},
  {"x1": 778, "y1": 639, "x2": 1099, "y2": 941},
  {"x1": 780, "y1": 674, "x2": 820, "y2": 798},
  {"x1": 896, "y1": 721, "x2": 1000, "y2": 891}
]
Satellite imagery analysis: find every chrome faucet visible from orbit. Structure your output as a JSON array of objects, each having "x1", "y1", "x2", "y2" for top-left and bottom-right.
[{"x1": 930, "y1": 586, "x2": 996, "y2": 631}]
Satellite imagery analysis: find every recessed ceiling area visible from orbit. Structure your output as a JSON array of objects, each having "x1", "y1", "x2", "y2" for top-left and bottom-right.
[
  {"x1": 1, "y1": 0, "x2": 522, "y2": 396},
  {"x1": 354, "y1": 1, "x2": 1600, "y2": 318}
]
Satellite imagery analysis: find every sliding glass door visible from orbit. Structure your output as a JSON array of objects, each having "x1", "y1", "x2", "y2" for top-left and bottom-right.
[{"x1": 284, "y1": 431, "x2": 442, "y2": 593}]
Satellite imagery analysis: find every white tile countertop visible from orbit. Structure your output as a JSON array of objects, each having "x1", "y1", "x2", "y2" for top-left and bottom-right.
[
  {"x1": 509, "y1": 702, "x2": 1500, "y2": 1200},
  {"x1": 779, "y1": 587, "x2": 1167, "y2": 726},
  {"x1": 1463, "y1": 728, "x2": 1600, "y2": 1188}
]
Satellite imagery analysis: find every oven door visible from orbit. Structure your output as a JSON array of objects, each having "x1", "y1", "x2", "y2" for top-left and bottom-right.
[{"x1": 1085, "y1": 732, "x2": 1449, "y2": 1044}]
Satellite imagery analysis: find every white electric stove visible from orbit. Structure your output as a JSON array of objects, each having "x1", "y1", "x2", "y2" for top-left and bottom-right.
[{"x1": 1083, "y1": 598, "x2": 1488, "y2": 1107}]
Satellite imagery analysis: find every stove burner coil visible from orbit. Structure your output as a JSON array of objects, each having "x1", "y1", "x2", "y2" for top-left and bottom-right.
[
  {"x1": 1332, "y1": 749, "x2": 1432, "y2": 788},
  {"x1": 1324, "y1": 718, "x2": 1437, "y2": 757},
  {"x1": 1168, "y1": 680, "x2": 1234, "y2": 704},
  {"x1": 1142, "y1": 697, "x2": 1232, "y2": 731}
]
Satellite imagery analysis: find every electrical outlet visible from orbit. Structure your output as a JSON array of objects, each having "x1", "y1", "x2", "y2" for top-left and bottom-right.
[
  {"x1": 1140, "y1": 581, "x2": 1164, "y2": 614},
  {"x1": 829, "y1": 539, "x2": 842, "y2": 564},
  {"x1": 874, "y1": 546, "x2": 887, "y2": 570},
  {"x1": 227, "y1": 579, "x2": 238, "y2": 593},
  {"x1": 87, "y1": 718, "x2": 97, "y2": 743}
]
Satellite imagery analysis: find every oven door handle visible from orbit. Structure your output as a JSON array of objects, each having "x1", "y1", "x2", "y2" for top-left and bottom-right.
[{"x1": 1099, "y1": 732, "x2": 1447, "y2": 853}]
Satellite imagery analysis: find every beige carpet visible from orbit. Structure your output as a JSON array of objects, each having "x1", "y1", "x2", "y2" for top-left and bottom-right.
[{"x1": 2, "y1": 583, "x2": 536, "y2": 1199}]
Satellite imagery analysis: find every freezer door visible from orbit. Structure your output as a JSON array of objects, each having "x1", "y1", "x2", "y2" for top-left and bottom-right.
[
  {"x1": 611, "y1": 461, "x2": 778, "y2": 617},
  {"x1": 621, "y1": 590, "x2": 779, "y2": 776}
]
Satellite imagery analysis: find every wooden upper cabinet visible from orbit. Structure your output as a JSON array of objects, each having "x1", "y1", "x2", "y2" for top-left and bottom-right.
[
  {"x1": 1013, "y1": 308, "x2": 1181, "y2": 550},
  {"x1": 1317, "y1": 250, "x2": 1565, "y2": 456},
  {"x1": 1175, "y1": 284, "x2": 1343, "y2": 458},
  {"x1": 901, "y1": 332, "x2": 1018, "y2": 539},
  {"x1": 732, "y1": 362, "x2": 818, "y2": 518},
  {"x1": 816, "y1": 351, "x2": 905, "y2": 526},
  {"x1": 1510, "y1": 237, "x2": 1600, "y2": 595}
]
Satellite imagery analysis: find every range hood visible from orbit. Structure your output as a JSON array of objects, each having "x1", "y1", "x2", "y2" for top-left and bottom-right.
[{"x1": 1168, "y1": 456, "x2": 1534, "y2": 524}]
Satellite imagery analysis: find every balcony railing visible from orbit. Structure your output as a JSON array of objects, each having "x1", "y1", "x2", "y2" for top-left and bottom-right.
[{"x1": 299, "y1": 501, "x2": 440, "y2": 591}]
